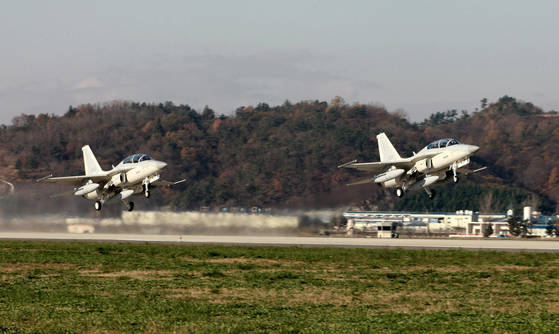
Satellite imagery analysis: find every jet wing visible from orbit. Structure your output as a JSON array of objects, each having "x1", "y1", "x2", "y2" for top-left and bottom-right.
[
  {"x1": 37, "y1": 174, "x2": 109, "y2": 186},
  {"x1": 338, "y1": 161, "x2": 412, "y2": 173},
  {"x1": 152, "y1": 179, "x2": 186, "y2": 186}
]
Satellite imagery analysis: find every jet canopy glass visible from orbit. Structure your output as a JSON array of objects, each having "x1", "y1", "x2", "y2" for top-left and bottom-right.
[
  {"x1": 121, "y1": 154, "x2": 152, "y2": 164},
  {"x1": 425, "y1": 138, "x2": 461, "y2": 150}
]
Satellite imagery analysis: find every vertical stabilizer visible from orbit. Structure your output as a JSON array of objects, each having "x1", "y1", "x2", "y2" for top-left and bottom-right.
[
  {"x1": 82, "y1": 145, "x2": 103, "y2": 175},
  {"x1": 377, "y1": 133, "x2": 402, "y2": 162}
]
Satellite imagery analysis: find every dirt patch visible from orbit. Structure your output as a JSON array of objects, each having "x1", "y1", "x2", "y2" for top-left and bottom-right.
[
  {"x1": 80, "y1": 269, "x2": 175, "y2": 280},
  {"x1": 166, "y1": 286, "x2": 356, "y2": 305},
  {"x1": 181, "y1": 256, "x2": 304, "y2": 267},
  {"x1": 492, "y1": 265, "x2": 536, "y2": 271},
  {"x1": 0, "y1": 262, "x2": 75, "y2": 272}
]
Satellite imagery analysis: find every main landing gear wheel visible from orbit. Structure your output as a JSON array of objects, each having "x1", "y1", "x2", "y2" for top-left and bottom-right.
[
  {"x1": 453, "y1": 175, "x2": 459, "y2": 183},
  {"x1": 126, "y1": 201, "x2": 134, "y2": 212},
  {"x1": 396, "y1": 188, "x2": 404, "y2": 198},
  {"x1": 94, "y1": 201, "x2": 102, "y2": 211}
]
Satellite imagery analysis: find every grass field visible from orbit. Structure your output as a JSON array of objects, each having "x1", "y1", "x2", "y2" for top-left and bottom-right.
[{"x1": 1, "y1": 241, "x2": 559, "y2": 333}]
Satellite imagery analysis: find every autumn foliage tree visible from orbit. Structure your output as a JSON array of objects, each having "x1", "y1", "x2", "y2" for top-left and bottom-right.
[{"x1": 0, "y1": 96, "x2": 557, "y2": 213}]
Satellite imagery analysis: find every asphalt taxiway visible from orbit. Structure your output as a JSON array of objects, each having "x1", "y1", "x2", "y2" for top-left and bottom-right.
[{"x1": 2, "y1": 232, "x2": 559, "y2": 252}]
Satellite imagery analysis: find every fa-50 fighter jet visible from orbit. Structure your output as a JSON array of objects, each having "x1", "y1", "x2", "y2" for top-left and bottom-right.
[
  {"x1": 338, "y1": 133, "x2": 484, "y2": 199},
  {"x1": 39, "y1": 145, "x2": 184, "y2": 211}
]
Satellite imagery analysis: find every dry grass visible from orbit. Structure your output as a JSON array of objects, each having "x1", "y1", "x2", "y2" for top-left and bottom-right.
[
  {"x1": 80, "y1": 269, "x2": 175, "y2": 280},
  {"x1": 0, "y1": 262, "x2": 75, "y2": 272}
]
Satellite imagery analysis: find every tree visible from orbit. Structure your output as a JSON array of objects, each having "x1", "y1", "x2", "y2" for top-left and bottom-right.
[
  {"x1": 546, "y1": 222, "x2": 555, "y2": 237},
  {"x1": 480, "y1": 98, "x2": 488, "y2": 109},
  {"x1": 201, "y1": 106, "x2": 215, "y2": 120},
  {"x1": 11, "y1": 114, "x2": 35, "y2": 127},
  {"x1": 507, "y1": 216, "x2": 522, "y2": 237},
  {"x1": 507, "y1": 215, "x2": 531, "y2": 237},
  {"x1": 421, "y1": 109, "x2": 460, "y2": 126},
  {"x1": 484, "y1": 223, "x2": 494, "y2": 237}
]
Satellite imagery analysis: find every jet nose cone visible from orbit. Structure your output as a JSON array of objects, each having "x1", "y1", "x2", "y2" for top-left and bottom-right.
[
  {"x1": 156, "y1": 161, "x2": 167, "y2": 169},
  {"x1": 470, "y1": 145, "x2": 479, "y2": 153}
]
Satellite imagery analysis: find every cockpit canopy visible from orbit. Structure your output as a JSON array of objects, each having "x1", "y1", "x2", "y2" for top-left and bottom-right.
[
  {"x1": 425, "y1": 138, "x2": 461, "y2": 150},
  {"x1": 121, "y1": 154, "x2": 152, "y2": 164}
]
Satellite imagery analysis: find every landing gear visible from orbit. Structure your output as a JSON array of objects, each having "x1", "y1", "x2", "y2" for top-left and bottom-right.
[
  {"x1": 143, "y1": 184, "x2": 150, "y2": 198},
  {"x1": 126, "y1": 201, "x2": 134, "y2": 212},
  {"x1": 452, "y1": 162, "x2": 458, "y2": 183},
  {"x1": 396, "y1": 188, "x2": 404, "y2": 198},
  {"x1": 94, "y1": 201, "x2": 102, "y2": 211},
  {"x1": 425, "y1": 188, "x2": 436, "y2": 200}
]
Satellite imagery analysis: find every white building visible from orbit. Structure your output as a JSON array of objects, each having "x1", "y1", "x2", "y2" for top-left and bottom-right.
[{"x1": 342, "y1": 209, "x2": 554, "y2": 238}]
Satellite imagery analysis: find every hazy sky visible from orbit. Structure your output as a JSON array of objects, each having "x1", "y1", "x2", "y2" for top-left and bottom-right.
[{"x1": 1, "y1": 0, "x2": 558, "y2": 124}]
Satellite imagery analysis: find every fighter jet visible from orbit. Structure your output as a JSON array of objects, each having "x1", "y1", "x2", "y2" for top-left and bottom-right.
[
  {"x1": 38, "y1": 145, "x2": 185, "y2": 211},
  {"x1": 338, "y1": 133, "x2": 484, "y2": 199}
]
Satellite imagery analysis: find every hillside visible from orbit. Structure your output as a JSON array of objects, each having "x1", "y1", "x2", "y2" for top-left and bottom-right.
[{"x1": 0, "y1": 97, "x2": 557, "y2": 214}]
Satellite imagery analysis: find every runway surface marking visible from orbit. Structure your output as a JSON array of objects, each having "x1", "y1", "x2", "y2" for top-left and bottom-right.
[{"x1": 2, "y1": 232, "x2": 559, "y2": 251}]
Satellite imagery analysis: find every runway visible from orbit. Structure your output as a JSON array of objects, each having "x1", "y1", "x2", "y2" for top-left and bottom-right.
[{"x1": 2, "y1": 232, "x2": 559, "y2": 251}]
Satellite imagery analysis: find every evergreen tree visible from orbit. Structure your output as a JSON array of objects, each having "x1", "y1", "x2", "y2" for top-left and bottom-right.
[
  {"x1": 507, "y1": 216, "x2": 522, "y2": 237},
  {"x1": 546, "y1": 222, "x2": 555, "y2": 236},
  {"x1": 484, "y1": 224, "x2": 494, "y2": 238}
]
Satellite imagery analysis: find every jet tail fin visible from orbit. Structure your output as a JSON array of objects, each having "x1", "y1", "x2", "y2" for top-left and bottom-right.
[
  {"x1": 377, "y1": 133, "x2": 402, "y2": 162},
  {"x1": 82, "y1": 145, "x2": 103, "y2": 175}
]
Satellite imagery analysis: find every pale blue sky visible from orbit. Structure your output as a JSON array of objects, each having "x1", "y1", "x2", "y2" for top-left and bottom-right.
[{"x1": 1, "y1": 0, "x2": 558, "y2": 124}]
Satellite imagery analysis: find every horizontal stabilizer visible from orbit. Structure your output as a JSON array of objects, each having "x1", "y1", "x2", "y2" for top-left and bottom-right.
[
  {"x1": 463, "y1": 166, "x2": 487, "y2": 175},
  {"x1": 49, "y1": 190, "x2": 76, "y2": 198},
  {"x1": 337, "y1": 160, "x2": 357, "y2": 169},
  {"x1": 152, "y1": 179, "x2": 186, "y2": 186},
  {"x1": 346, "y1": 178, "x2": 375, "y2": 186},
  {"x1": 36, "y1": 174, "x2": 53, "y2": 182}
]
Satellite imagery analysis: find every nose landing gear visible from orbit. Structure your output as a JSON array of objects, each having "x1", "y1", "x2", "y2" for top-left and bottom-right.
[
  {"x1": 143, "y1": 183, "x2": 150, "y2": 198},
  {"x1": 452, "y1": 162, "x2": 459, "y2": 183}
]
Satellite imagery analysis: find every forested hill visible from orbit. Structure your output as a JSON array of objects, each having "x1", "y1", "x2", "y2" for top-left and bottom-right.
[{"x1": 1, "y1": 96, "x2": 558, "y2": 214}]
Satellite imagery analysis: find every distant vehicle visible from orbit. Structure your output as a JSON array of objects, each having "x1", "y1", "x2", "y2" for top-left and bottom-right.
[
  {"x1": 338, "y1": 133, "x2": 485, "y2": 199},
  {"x1": 38, "y1": 145, "x2": 185, "y2": 211}
]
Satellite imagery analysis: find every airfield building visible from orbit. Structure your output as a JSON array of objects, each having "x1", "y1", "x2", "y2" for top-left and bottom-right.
[{"x1": 343, "y1": 207, "x2": 557, "y2": 237}]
